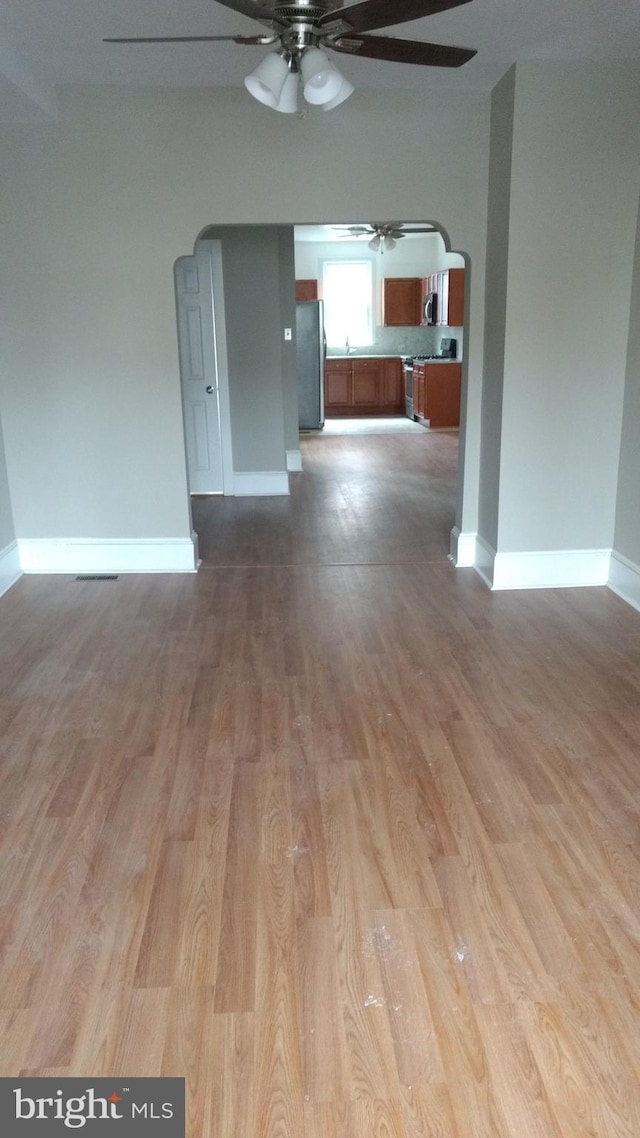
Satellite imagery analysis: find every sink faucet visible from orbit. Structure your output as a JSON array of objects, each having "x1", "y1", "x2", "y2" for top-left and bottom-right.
[{"x1": 345, "y1": 336, "x2": 356, "y2": 356}]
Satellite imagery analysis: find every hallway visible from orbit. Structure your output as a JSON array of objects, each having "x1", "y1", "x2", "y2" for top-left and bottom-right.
[{"x1": 192, "y1": 428, "x2": 458, "y2": 568}]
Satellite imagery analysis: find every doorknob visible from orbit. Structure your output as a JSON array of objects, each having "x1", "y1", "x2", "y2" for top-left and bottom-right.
[{"x1": 206, "y1": 385, "x2": 215, "y2": 394}]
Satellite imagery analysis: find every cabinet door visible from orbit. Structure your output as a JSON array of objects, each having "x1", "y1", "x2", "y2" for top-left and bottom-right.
[
  {"x1": 446, "y1": 268, "x2": 465, "y2": 326},
  {"x1": 324, "y1": 360, "x2": 351, "y2": 414},
  {"x1": 424, "y1": 363, "x2": 461, "y2": 428},
  {"x1": 382, "y1": 358, "x2": 403, "y2": 411},
  {"x1": 382, "y1": 278, "x2": 421, "y2": 326},
  {"x1": 352, "y1": 359, "x2": 382, "y2": 409},
  {"x1": 295, "y1": 279, "x2": 318, "y2": 302}
]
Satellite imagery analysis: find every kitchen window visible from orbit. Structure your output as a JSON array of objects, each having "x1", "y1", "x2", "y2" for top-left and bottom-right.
[{"x1": 322, "y1": 260, "x2": 373, "y2": 348}]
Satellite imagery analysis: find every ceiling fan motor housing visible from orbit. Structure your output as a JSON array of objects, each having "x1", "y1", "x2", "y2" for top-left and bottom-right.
[
  {"x1": 273, "y1": 2, "x2": 334, "y2": 54},
  {"x1": 273, "y1": 3, "x2": 333, "y2": 21}
]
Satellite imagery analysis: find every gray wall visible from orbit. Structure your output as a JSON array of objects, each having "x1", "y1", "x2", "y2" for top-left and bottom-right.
[
  {"x1": 478, "y1": 67, "x2": 515, "y2": 552},
  {"x1": 614, "y1": 193, "x2": 640, "y2": 564},
  {"x1": 277, "y1": 227, "x2": 299, "y2": 457},
  {"x1": 1, "y1": 68, "x2": 639, "y2": 576},
  {"x1": 495, "y1": 61, "x2": 640, "y2": 553},
  {"x1": 0, "y1": 412, "x2": 16, "y2": 551},
  {"x1": 0, "y1": 85, "x2": 490, "y2": 544},
  {"x1": 199, "y1": 226, "x2": 294, "y2": 473}
]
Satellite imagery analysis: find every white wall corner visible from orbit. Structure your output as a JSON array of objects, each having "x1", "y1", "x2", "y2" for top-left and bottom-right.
[
  {"x1": 191, "y1": 529, "x2": 201, "y2": 569},
  {"x1": 286, "y1": 450, "x2": 303, "y2": 473},
  {"x1": 17, "y1": 536, "x2": 198, "y2": 575},
  {"x1": 233, "y1": 471, "x2": 290, "y2": 496},
  {"x1": 490, "y1": 547, "x2": 611, "y2": 591},
  {"x1": 449, "y1": 526, "x2": 477, "y2": 567},
  {"x1": 0, "y1": 540, "x2": 22, "y2": 599},
  {"x1": 473, "y1": 535, "x2": 496, "y2": 588},
  {"x1": 608, "y1": 550, "x2": 640, "y2": 613}
]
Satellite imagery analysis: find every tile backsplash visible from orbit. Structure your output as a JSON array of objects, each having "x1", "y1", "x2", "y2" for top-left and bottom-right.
[{"x1": 327, "y1": 326, "x2": 463, "y2": 358}]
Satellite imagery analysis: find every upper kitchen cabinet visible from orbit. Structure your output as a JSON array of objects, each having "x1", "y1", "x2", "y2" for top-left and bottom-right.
[
  {"x1": 381, "y1": 277, "x2": 422, "y2": 326},
  {"x1": 437, "y1": 268, "x2": 465, "y2": 327},
  {"x1": 295, "y1": 279, "x2": 318, "y2": 302}
]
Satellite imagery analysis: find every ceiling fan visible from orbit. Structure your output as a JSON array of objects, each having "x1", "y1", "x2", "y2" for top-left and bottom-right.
[
  {"x1": 332, "y1": 221, "x2": 438, "y2": 250},
  {"x1": 105, "y1": 0, "x2": 477, "y2": 114}
]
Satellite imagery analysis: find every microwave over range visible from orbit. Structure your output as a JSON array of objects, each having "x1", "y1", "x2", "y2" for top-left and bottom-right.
[{"x1": 423, "y1": 290, "x2": 437, "y2": 325}]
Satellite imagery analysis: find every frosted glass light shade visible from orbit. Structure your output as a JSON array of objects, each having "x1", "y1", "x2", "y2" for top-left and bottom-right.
[
  {"x1": 274, "y1": 71, "x2": 300, "y2": 114},
  {"x1": 244, "y1": 53, "x2": 289, "y2": 108},
  {"x1": 321, "y1": 76, "x2": 355, "y2": 111},
  {"x1": 301, "y1": 48, "x2": 343, "y2": 105}
]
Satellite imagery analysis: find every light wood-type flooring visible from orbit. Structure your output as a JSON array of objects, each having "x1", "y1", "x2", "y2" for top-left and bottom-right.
[{"x1": 1, "y1": 428, "x2": 639, "y2": 1137}]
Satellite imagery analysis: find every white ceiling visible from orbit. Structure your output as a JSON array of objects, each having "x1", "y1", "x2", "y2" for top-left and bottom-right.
[{"x1": 2, "y1": 0, "x2": 640, "y2": 122}]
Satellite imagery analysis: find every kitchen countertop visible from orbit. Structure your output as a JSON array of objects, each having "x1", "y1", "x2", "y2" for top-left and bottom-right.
[{"x1": 327, "y1": 355, "x2": 459, "y2": 362}]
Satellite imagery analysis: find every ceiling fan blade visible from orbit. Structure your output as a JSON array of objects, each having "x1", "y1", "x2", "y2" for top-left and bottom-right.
[
  {"x1": 320, "y1": 0, "x2": 472, "y2": 36},
  {"x1": 329, "y1": 34, "x2": 476, "y2": 67},
  {"x1": 332, "y1": 226, "x2": 370, "y2": 234},
  {"x1": 103, "y1": 35, "x2": 273, "y2": 44}
]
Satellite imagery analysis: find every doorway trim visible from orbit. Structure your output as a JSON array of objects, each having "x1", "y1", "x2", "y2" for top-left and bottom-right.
[{"x1": 202, "y1": 240, "x2": 235, "y2": 494}]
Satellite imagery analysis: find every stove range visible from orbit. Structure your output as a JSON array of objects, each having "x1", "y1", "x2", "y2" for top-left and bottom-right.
[{"x1": 402, "y1": 354, "x2": 445, "y2": 366}]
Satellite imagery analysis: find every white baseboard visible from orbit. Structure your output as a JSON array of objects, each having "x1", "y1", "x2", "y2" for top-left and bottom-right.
[
  {"x1": 449, "y1": 527, "x2": 476, "y2": 567},
  {"x1": 233, "y1": 471, "x2": 290, "y2": 496},
  {"x1": 473, "y1": 535, "x2": 496, "y2": 588},
  {"x1": 474, "y1": 540, "x2": 611, "y2": 590},
  {"x1": 0, "y1": 540, "x2": 22, "y2": 599},
  {"x1": 17, "y1": 535, "x2": 198, "y2": 575},
  {"x1": 608, "y1": 549, "x2": 640, "y2": 613},
  {"x1": 286, "y1": 450, "x2": 303, "y2": 473}
]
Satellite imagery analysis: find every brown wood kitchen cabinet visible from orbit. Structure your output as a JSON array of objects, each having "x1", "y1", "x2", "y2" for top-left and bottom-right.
[
  {"x1": 412, "y1": 361, "x2": 462, "y2": 428},
  {"x1": 324, "y1": 357, "x2": 404, "y2": 416},
  {"x1": 324, "y1": 358, "x2": 351, "y2": 413},
  {"x1": 295, "y1": 279, "x2": 318, "y2": 301},
  {"x1": 352, "y1": 358, "x2": 382, "y2": 410},
  {"x1": 381, "y1": 278, "x2": 422, "y2": 326}
]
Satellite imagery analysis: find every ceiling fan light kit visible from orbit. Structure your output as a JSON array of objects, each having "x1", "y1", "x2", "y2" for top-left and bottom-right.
[
  {"x1": 300, "y1": 47, "x2": 345, "y2": 105},
  {"x1": 273, "y1": 68, "x2": 302, "y2": 113},
  {"x1": 243, "y1": 51, "x2": 291, "y2": 107},
  {"x1": 321, "y1": 74, "x2": 355, "y2": 110},
  {"x1": 105, "y1": 0, "x2": 476, "y2": 116}
]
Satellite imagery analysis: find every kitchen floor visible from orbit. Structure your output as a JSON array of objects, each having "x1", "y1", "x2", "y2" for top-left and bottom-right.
[{"x1": 319, "y1": 417, "x2": 423, "y2": 434}]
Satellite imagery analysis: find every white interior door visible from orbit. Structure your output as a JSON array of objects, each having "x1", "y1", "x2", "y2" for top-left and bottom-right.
[{"x1": 175, "y1": 247, "x2": 225, "y2": 494}]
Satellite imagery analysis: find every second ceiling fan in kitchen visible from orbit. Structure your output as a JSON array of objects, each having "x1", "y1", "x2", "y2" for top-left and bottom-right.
[
  {"x1": 105, "y1": 0, "x2": 477, "y2": 114},
  {"x1": 332, "y1": 222, "x2": 438, "y2": 251}
]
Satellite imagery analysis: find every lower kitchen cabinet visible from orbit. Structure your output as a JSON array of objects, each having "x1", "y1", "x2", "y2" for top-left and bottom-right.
[
  {"x1": 352, "y1": 358, "x2": 382, "y2": 410},
  {"x1": 324, "y1": 359, "x2": 351, "y2": 412},
  {"x1": 412, "y1": 362, "x2": 461, "y2": 428},
  {"x1": 324, "y1": 357, "x2": 404, "y2": 416}
]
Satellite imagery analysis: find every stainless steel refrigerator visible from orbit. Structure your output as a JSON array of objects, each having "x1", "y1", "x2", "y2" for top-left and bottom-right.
[{"x1": 296, "y1": 300, "x2": 326, "y2": 430}]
